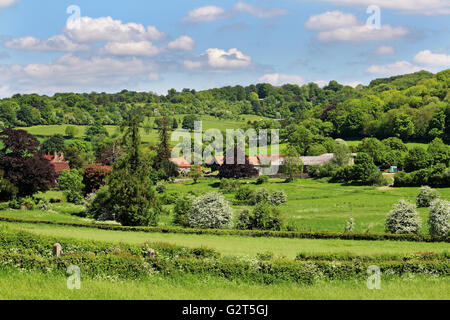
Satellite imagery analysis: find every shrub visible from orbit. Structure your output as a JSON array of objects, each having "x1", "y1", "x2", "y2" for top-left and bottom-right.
[
  {"x1": 428, "y1": 200, "x2": 449, "y2": 236},
  {"x1": 0, "y1": 172, "x2": 17, "y2": 202},
  {"x1": 65, "y1": 191, "x2": 84, "y2": 205},
  {"x1": 331, "y1": 166, "x2": 353, "y2": 183},
  {"x1": 219, "y1": 179, "x2": 240, "y2": 193},
  {"x1": 366, "y1": 171, "x2": 389, "y2": 187},
  {"x1": 416, "y1": 186, "x2": 440, "y2": 208},
  {"x1": 344, "y1": 216, "x2": 355, "y2": 233},
  {"x1": 385, "y1": 200, "x2": 421, "y2": 234},
  {"x1": 236, "y1": 208, "x2": 252, "y2": 230},
  {"x1": 188, "y1": 192, "x2": 233, "y2": 229},
  {"x1": 156, "y1": 183, "x2": 166, "y2": 194},
  {"x1": 159, "y1": 192, "x2": 178, "y2": 205},
  {"x1": 249, "y1": 188, "x2": 270, "y2": 205},
  {"x1": 20, "y1": 197, "x2": 36, "y2": 210},
  {"x1": 268, "y1": 190, "x2": 287, "y2": 206},
  {"x1": 173, "y1": 195, "x2": 194, "y2": 227},
  {"x1": 245, "y1": 203, "x2": 285, "y2": 231},
  {"x1": 37, "y1": 199, "x2": 52, "y2": 211},
  {"x1": 235, "y1": 186, "x2": 254, "y2": 201},
  {"x1": 256, "y1": 175, "x2": 269, "y2": 185},
  {"x1": 85, "y1": 187, "x2": 114, "y2": 221}
]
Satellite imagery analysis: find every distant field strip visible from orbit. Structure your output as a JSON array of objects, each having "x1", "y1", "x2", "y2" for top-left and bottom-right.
[
  {"x1": 0, "y1": 215, "x2": 448, "y2": 243},
  {"x1": 3, "y1": 221, "x2": 449, "y2": 258}
]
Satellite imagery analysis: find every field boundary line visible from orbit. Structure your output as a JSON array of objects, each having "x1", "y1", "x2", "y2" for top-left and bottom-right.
[{"x1": 0, "y1": 216, "x2": 448, "y2": 243}]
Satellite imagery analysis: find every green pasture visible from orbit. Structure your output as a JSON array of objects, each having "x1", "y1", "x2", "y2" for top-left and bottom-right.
[
  {"x1": 165, "y1": 178, "x2": 450, "y2": 234},
  {"x1": 0, "y1": 268, "x2": 447, "y2": 300},
  {"x1": 3, "y1": 222, "x2": 448, "y2": 259}
]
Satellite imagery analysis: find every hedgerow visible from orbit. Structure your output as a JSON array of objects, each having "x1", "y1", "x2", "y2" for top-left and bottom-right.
[
  {"x1": 0, "y1": 250, "x2": 448, "y2": 284},
  {"x1": 0, "y1": 215, "x2": 448, "y2": 243}
]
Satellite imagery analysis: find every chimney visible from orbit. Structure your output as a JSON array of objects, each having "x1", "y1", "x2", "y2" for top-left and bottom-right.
[
  {"x1": 59, "y1": 152, "x2": 64, "y2": 161},
  {"x1": 53, "y1": 151, "x2": 58, "y2": 162}
]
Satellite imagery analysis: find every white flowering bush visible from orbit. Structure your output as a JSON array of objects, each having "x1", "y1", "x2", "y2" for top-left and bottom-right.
[
  {"x1": 268, "y1": 190, "x2": 287, "y2": 206},
  {"x1": 385, "y1": 200, "x2": 421, "y2": 234},
  {"x1": 188, "y1": 192, "x2": 233, "y2": 229},
  {"x1": 344, "y1": 216, "x2": 355, "y2": 233},
  {"x1": 428, "y1": 200, "x2": 449, "y2": 236},
  {"x1": 416, "y1": 186, "x2": 440, "y2": 208}
]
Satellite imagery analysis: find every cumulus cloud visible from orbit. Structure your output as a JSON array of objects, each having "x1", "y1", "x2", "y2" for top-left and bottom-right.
[
  {"x1": 367, "y1": 49, "x2": 450, "y2": 76},
  {"x1": 366, "y1": 61, "x2": 423, "y2": 76},
  {"x1": 182, "y1": 6, "x2": 228, "y2": 23},
  {"x1": 305, "y1": 11, "x2": 358, "y2": 30},
  {"x1": 234, "y1": 2, "x2": 287, "y2": 19},
  {"x1": 64, "y1": 16, "x2": 165, "y2": 43},
  {"x1": 101, "y1": 41, "x2": 160, "y2": 57},
  {"x1": 258, "y1": 73, "x2": 306, "y2": 86},
  {"x1": 0, "y1": 54, "x2": 157, "y2": 94},
  {"x1": 375, "y1": 45, "x2": 395, "y2": 55},
  {"x1": 311, "y1": 0, "x2": 450, "y2": 15},
  {"x1": 413, "y1": 50, "x2": 450, "y2": 67},
  {"x1": 184, "y1": 48, "x2": 252, "y2": 71},
  {"x1": 167, "y1": 36, "x2": 195, "y2": 51},
  {"x1": 4, "y1": 35, "x2": 90, "y2": 52},
  {"x1": 182, "y1": 2, "x2": 286, "y2": 23},
  {"x1": 0, "y1": 0, "x2": 18, "y2": 8},
  {"x1": 317, "y1": 24, "x2": 409, "y2": 42},
  {"x1": 305, "y1": 10, "x2": 409, "y2": 43}
]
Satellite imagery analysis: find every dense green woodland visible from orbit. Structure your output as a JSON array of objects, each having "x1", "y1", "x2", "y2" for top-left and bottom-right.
[{"x1": 0, "y1": 69, "x2": 449, "y2": 143}]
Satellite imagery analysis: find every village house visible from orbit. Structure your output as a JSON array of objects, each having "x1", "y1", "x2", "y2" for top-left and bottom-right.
[
  {"x1": 44, "y1": 151, "x2": 70, "y2": 174},
  {"x1": 169, "y1": 157, "x2": 193, "y2": 176}
]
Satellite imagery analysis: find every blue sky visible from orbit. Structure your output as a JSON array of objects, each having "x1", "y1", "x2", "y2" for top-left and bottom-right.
[{"x1": 0, "y1": 0, "x2": 449, "y2": 97}]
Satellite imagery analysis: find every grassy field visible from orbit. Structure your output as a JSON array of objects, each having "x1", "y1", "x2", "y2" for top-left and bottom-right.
[
  {"x1": 2, "y1": 178, "x2": 449, "y2": 234},
  {"x1": 164, "y1": 178, "x2": 450, "y2": 233},
  {"x1": 3, "y1": 222, "x2": 449, "y2": 259},
  {"x1": 0, "y1": 268, "x2": 447, "y2": 300}
]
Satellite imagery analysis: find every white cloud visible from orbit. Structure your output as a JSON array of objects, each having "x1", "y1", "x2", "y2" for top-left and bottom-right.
[
  {"x1": 413, "y1": 50, "x2": 450, "y2": 67},
  {"x1": 233, "y1": 2, "x2": 287, "y2": 19},
  {"x1": 64, "y1": 16, "x2": 165, "y2": 43},
  {"x1": 314, "y1": 80, "x2": 328, "y2": 88},
  {"x1": 182, "y1": 6, "x2": 228, "y2": 23},
  {"x1": 182, "y1": 2, "x2": 286, "y2": 23},
  {"x1": 0, "y1": 54, "x2": 157, "y2": 94},
  {"x1": 101, "y1": 41, "x2": 160, "y2": 57},
  {"x1": 305, "y1": 11, "x2": 358, "y2": 30},
  {"x1": 366, "y1": 61, "x2": 423, "y2": 76},
  {"x1": 317, "y1": 24, "x2": 409, "y2": 42},
  {"x1": 375, "y1": 45, "x2": 395, "y2": 55},
  {"x1": 4, "y1": 35, "x2": 90, "y2": 52},
  {"x1": 312, "y1": 0, "x2": 450, "y2": 15},
  {"x1": 184, "y1": 48, "x2": 252, "y2": 71},
  {"x1": 258, "y1": 73, "x2": 306, "y2": 86},
  {"x1": 148, "y1": 73, "x2": 160, "y2": 81},
  {"x1": 344, "y1": 81, "x2": 363, "y2": 87},
  {"x1": 0, "y1": 85, "x2": 12, "y2": 98},
  {"x1": 0, "y1": 0, "x2": 18, "y2": 8},
  {"x1": 167, "y1": 36, "x2": 195, "y2": 51}
]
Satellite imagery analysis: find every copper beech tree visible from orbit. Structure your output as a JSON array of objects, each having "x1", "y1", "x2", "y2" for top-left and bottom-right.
[{"x1": 0, "y1": 129, "x2": 56, "y2": 197}]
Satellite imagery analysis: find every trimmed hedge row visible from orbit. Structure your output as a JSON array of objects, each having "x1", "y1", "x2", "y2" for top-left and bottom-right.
[
  {"x1": 0, "y1": 250, "x2": 448, "y2": 284},
  {"x1": 295, "y1": 252, "x2": 450, "y2": 263},
  {"x1": 0, "y1": 226, "x2": 219, "y2": 260},
  {"x1": 1, "y1": 215, "x2": 448, "y2": 243}
]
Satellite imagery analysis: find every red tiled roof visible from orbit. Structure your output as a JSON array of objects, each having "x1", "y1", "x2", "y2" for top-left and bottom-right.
[
  {"x1": 169, "y1": 158, "x2": 192, "y2": 168},
  {"x1": 205, "y1": 156, "x2": 225, "y2": 166},
  {"x1": 51, "y1": 162, "x2": 71, "y2": 173}
]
